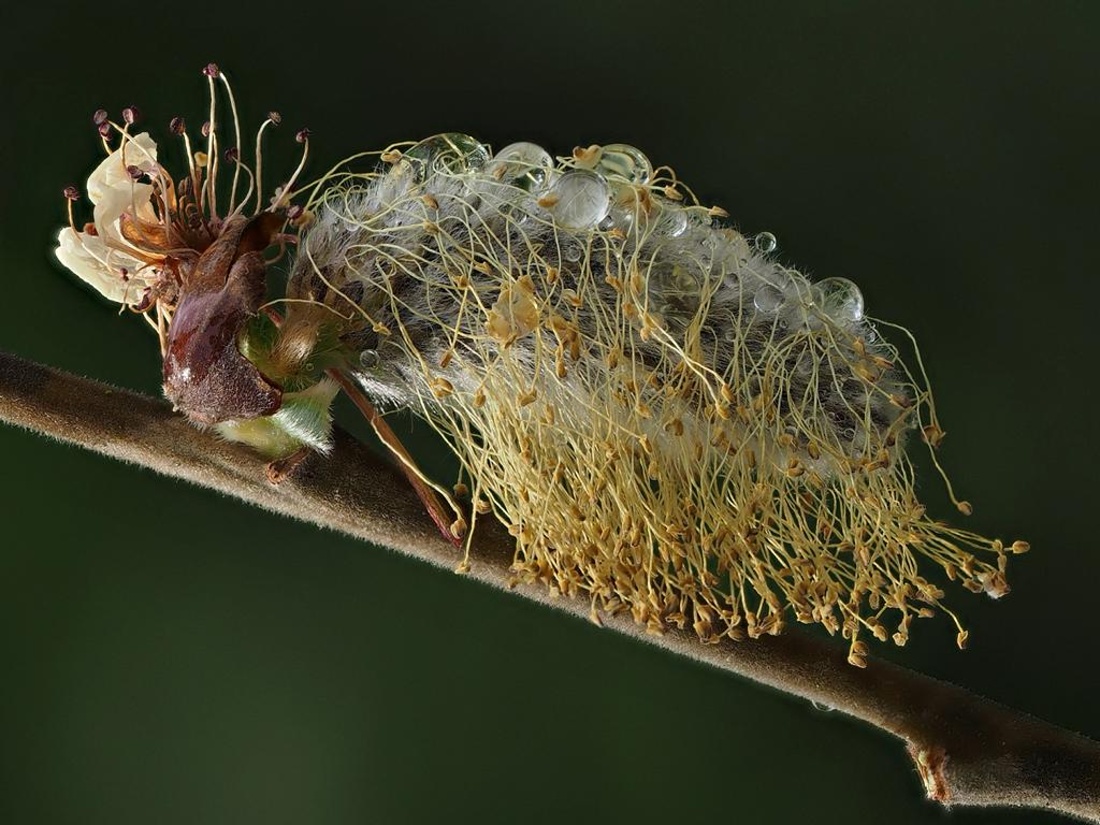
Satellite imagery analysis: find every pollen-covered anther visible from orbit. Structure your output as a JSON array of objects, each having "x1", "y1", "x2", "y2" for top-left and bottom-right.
[
  {"x1": 847, "y1": 638, "x2": 870, "y2": 668},
  {"x1": 869, "y1": 621, "x2": 889, "y2": 642},
  {"x1": 450, "y1": 516, "x2": 468, "y2": 539},
  {"x1": 288, "y1": 206, "x2": 313, "y2": 229},
  {"x1": 853, "y1": 361, "x2": 880, "y2": 383},
  {"x1": 922, "y1": 424, "x2": 945, "y2": 448},
  {"x1": 979, "y1": 570, "x2": 1009, "y2": 598},
  {"x1": 572, "y1": 144, "x2": 600, "y2": 165},
  {"x1": 889, "y1": 392, "x2": 912, "y2": 409},
  {"x1": 692, "y1": 605, "x2": 716, "y2": 642},
  {"x1": 487, "y1": 280, "x2": 539, "y2": 345},
  {"x1": 430, "y1": 377, "x2": 454, "y2": 398}
]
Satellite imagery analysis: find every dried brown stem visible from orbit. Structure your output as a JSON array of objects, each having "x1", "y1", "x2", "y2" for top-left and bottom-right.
[{"x1": 0, "y1": 349, "x2": 1097, "y2": 821}]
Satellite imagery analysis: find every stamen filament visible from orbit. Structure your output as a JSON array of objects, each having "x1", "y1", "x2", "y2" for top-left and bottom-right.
[{"x1": 218, "y1": 71, "x2": 244, "y2": 215}]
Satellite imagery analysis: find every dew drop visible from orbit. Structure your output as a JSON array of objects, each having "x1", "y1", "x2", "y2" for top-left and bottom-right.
[
  {"x1": 594, "y1": 144, "x2": 653, "y2": 185},
  {"x1": 545, "y1": 169, "x2": 611, "y2": 230},
  {"x1": 815, "y1": 277, "x2": 865, "y2": 322},
  {"x1": 487, "y1": 141, "x2": 553, "y2": 190},
  {"x1": 404, "y1": 133, "x2": 490, "y2": 178},
  {"x1": 359, "y1": 349, "x2": 380, "y2": 369},
  {"x1": 656, "y1": 202, "x2": 688, "y2": 237},
  {"x1": 754, "y1": 231, "x2": 778, "y2": 253},
  {"x1": 754, "y1": 284, "x2": 784, "y2": 313},
  {"x1": 603, "y1": 203, "x2": 641, "y2": 234},
  {"x1": 562, "y1": 242, "x2": 584, "y2": 262}
]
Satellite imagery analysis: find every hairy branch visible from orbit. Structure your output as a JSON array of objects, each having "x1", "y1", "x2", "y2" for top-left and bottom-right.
[{"x1": 1, "y1": 349, "x2": 1097, "y2": 821}]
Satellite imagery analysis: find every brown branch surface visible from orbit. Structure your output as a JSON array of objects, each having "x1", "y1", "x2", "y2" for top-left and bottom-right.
[{"x1": 1, "y1": 349, "x2": 1098, "y2": 821}]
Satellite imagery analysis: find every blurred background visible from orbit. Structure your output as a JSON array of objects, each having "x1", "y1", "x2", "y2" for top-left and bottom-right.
[{"x1": 1, "y1": 2, "x2": 1097, "y2": 823}]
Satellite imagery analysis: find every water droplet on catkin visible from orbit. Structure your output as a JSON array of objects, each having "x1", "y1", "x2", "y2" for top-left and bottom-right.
[
  {"x1": 754, "y1": 231, "x2": 777, "y2": 253},
  {"x1": 816, "y1": 276, "x2": 865, "y2": 322},
  {"x1": 488, "y1": 141, "x2": 553, "y2": 190},
  {"x1": 543, "y1": 169, "x2": 611, "y2": 229},
  {"x1": 754, "y1": 284, "x2": 784, "y2": 313},
  {"x1": 594, "y1": 144, "x2": 653, "y2": 185}
]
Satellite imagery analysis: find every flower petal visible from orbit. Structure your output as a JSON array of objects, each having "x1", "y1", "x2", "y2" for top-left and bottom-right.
[
  {"x1": 87, "y1": 132, "x2": 158, "y2": 204},
  {"x1": 54, "y1": 226, "x2": 155, "y2": 305},
  {"x1": 93, "y1": 181, "x2": 155, "y2": 246}
]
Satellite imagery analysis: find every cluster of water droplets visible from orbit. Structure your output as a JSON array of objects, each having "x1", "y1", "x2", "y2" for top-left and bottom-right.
[
  {"x1": 394, "y1": 134, "x2": 868, "y2": 337},
  {"x1": 744, "y1": 232, "x2": 866, "y2": 333},
  {"x1": 396, "y1": 135, "x2": 688, "y2": 233}
]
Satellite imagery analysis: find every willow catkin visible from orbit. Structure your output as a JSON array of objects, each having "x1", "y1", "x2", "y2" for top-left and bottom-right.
[
  {"x1": 282, "y1": 135, "x2": 1023, "y2": 665},
  {"x1": 53, "y1": 67, "x2": 1027, "y2": 666}
]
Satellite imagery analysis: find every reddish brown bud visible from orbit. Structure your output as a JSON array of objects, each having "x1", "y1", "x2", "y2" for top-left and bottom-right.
[
  {"x1": 295, "y1": 127, "x2": 311, "y2": 143},
  {"x1": 97, "y1": 122, "x2": 112, "y2": 138},
  {"x1": 126, "y1": 165, "x2": 144, "y2": 181},
  {"x1": 203, "y1": 63, "x2": 220, "y2": 78},
  {"x1": 92, "y1": 109, "x2": 109, "y2": 126},
  {"x1": 163, "y1": 213, "x2": 285, "y2": 425},
  {"x1": 122, "y1": 105, "x2": 140, "y2": 125},
  {"x1": 268, "y1": 111, "x2": 282, "y2": 125},
  {"x1": 224, "y1": 147, "x2": 239, "y2": 163},
  {"x1": 63, "y1": 185, "x2": 80, "y2": 201},
  {"x1": 169, "y1": 116, "x2": 186, "y2": 135},
  {"x1": 201, "y1": 121, "x2": 211, "y2": 137}
]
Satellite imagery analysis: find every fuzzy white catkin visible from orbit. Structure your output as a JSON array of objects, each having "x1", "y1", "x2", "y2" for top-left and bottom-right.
[{"x1": 285, "y1": 135, "x2": 1014, "y2": 664}]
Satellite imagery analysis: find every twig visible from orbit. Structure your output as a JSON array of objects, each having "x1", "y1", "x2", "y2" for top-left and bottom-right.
[{"x1": 1, "y1": 348, "x2": 1097, "y2": 821}]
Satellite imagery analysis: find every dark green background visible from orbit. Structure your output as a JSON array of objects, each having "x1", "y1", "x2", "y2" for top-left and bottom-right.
[{"x1": 1, "y1": 2, "x2": 1097, "y2": 823}]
